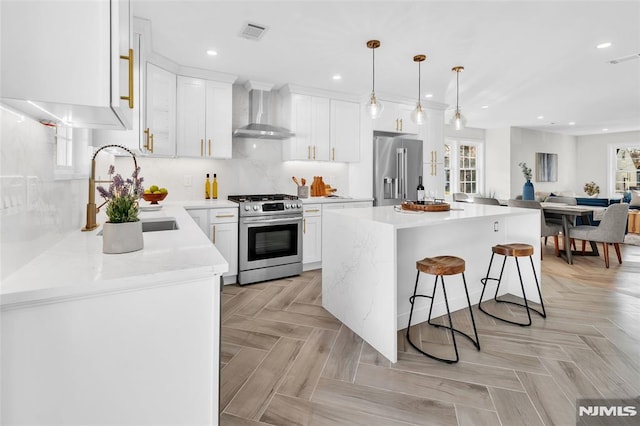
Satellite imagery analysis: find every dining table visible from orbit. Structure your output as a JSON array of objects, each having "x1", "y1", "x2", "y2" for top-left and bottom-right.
[{"x1": 540, "y1": 203, "x2": 600, "y2": 264}]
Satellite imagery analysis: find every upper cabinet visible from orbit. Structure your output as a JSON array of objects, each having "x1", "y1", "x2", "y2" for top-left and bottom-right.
[
  {"x1": 330, "y1": 100, "x2": 360, "y2": 162},
  {"x1": 177, "y1": 76, "x2": 233, "y2": 159},
  {"x1": 145, "y1": 63, "x2": 177, "y2": 156},
  {"x1": 0, "y1": 0, "x2": 134, "y2": 129},
  {"x1": 281, "y1": 86, "x2": 360, "y2": 162},
  {"x1": 372, "y1": 101, "x2": 419, "y2": 135}
]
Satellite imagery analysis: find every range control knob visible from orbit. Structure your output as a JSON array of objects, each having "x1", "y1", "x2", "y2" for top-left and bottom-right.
[
  {"x1": 244, "y1": 205, "x2": 250, "y2": 211},
  {"x1": 253, "y1": 204, "x2": 259, "y2": 211},
  {"x1": 296, "y1": 203, "x2": 302, "y2": 209},
  {"x1": 285, "y1": 203, "x2": 290, "y2": 209}
]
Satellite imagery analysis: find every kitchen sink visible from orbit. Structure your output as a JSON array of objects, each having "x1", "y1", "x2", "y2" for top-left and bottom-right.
[{"x1": 96, "y1": 218, "x2": 179, "y2": 235}]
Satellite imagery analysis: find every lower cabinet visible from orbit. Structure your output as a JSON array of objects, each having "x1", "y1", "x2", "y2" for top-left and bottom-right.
[
  {"x1": 303, "y1": 204, "x2": 322, "y2": 269},
  {"x1": 210, "y1": 208, "x2": 238, "y2": 284},
  {"x1": 303, "y1": 201, "x2": 373, "y2": 270},
  {"x1": 187, "y1": 207, "x2": 238, "y2": 284}
]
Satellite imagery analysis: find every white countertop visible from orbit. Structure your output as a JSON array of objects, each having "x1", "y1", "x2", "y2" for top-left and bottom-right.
[
  {"x1": 163, "y1": 199, "x2": 238, "y2": 209},
  {"x1": 300, "y1": 196, "x2": 374, "y2": 204},
  {"x1": 1, "y1": 205, "x2": 228, "y2": 308},
  {"x1": 322, "y1": 202, "x2": 537, "y2": 230}
]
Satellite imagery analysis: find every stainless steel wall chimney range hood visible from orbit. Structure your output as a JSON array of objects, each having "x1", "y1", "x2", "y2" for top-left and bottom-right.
[{"x1": 233, "y1": 81, "x2": 294, "y2": 140}]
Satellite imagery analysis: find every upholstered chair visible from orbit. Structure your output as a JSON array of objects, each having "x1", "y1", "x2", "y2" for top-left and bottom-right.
[
  {"x1": 508, "y1": 199, "x2": 562, "y2": 258},
  {"x1": 569, "y1": 203, "x2": 630, "y2": 268},
  {"x1": 472, "y1": 197, "x2": 501, "y2": 206}
]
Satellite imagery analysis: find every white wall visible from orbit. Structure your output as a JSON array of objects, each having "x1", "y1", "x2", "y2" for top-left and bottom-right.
[
  {"x1": 576, "y1": 131, "x2": 640, "y2": 197},
  {"x1": 485, "y1": 128, "x2": 511, "y2": 199},
  {"x1": 0, "y1": 110, "x2": 88, "y2": 280},
  {"x1": 509, "y1": 127, "x2": 576, "y2": 198}
]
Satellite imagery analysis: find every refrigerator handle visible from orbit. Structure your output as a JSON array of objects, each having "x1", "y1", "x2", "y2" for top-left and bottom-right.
[
  {"x1": 402, "y1": 148, "x2": 408, "y2": 200},
  {"x1": 397, "y1": 148, "x2": 406, "y2": 201}
]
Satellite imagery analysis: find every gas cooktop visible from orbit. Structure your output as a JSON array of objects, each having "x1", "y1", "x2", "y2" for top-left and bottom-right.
[{"x1": 228, "y1": 194, "x2": 298, "y2": 203}]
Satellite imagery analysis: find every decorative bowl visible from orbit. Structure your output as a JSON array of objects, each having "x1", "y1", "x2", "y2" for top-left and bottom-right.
[{"x1": 142, "y1": 192, "x2": 168, "y2": 205}]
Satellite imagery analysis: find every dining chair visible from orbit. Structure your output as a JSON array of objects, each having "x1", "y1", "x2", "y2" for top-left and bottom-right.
[
  {"x1": 453, "y1": 192, "x2": 470, "y2": 202},
  {"x1": 544, "y1": 195, "x2": 578, "y2": 249},
  {"x1": 568, "y1": 203, "x2": 629, "y2": 268},
  {"x1": 472, "y1": 197, "x2": 501, "y2": 205},
  {"x1": 508, "y1": 199, "x2": 562, "y2": 258}
]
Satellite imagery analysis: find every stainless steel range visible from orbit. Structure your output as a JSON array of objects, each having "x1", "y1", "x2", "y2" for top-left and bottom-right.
[{"x1": 228, "y1": 194, "x2": 303, "y2": 285}]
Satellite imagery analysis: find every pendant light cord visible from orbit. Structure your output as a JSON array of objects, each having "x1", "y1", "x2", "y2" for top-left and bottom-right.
[
  {"x1": 456, "y1": 70, "x2": 460, "y2": 112},
  {"x1": 417, "y1": 61, "x2": 421, "y2": 104},
  {"x1": 372, "y1": 47, "x2": 376, "y2": 93}
]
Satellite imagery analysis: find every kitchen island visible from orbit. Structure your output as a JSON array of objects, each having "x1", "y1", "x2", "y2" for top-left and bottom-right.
[
  {"x1": 322, "y1": 202, "x2": 540, "y2": 363},
  {"x1": 1, "y1": 205, "x2": 227, "y2": 425}
]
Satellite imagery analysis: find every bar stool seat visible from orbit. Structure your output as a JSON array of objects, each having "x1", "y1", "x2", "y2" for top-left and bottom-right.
[
  {"x1": 479, "y1": 243, "x2": 546, "y2": 327},
  {"x1": 407, "y1": 255, "x2": 480, "y2": 364}
]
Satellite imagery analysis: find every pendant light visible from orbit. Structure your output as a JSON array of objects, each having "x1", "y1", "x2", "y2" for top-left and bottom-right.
[
  {"x1": 365, "y1": 40, "x2": 384, "y2": 119},
  {"x1": 410, "y1": 54, "x2": 426, "y2": 125},
  {"x1": 450, "y1": 66, "x2": 467, "y2": 130}
]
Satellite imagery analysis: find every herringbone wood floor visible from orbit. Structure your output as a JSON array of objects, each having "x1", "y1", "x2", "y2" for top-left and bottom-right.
[{"x1": 220, "y1": 241, "x2": 640, "y2": 425}]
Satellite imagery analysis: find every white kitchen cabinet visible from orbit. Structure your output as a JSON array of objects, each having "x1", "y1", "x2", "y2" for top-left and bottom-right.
[
  {"x1": 303, "y1": 204, "x2": 323, "y2": 269},
  {"x1": 282, "y1": 94, "x2": 330, "y2": 161},
  {"x1": 186, "y1": 209, "x2": 209, "y2": 236},
  {"x1": 330, "y1": 100, "x2": 360, "y2": 162},
  {"x1": 177, "y1": 76, "x2": 232, "y2": 159},
  {"x1": 373, "y1": 101, "x2": 419, "y2": 134},
  {"x1": 92, "y1": 32, "x2": 143, "y2": 151},
  {"x1": 1, "y1": 0, "x2": 134, "y2": 129},
  {"x1": 210, "y1": 208, "x2": 238, "y2": 283},
  {"x1": 144, "y1": 63, "x2": 177, "y2": 156}
]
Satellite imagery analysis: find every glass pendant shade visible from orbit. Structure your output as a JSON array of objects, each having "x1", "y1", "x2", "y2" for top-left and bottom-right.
[
  {"x1": 450, "y1": 110, "x2": 467, "y2": 130},
  {"x1": 366, "y1": 40, "x2": 382, "y2": 119},
  {"x1": 366, "y1": 92, "x2": 384, "y2": 119},
  {"x1": 411, "y1": 103, "x2": 425, "y2": 125},
  {"x1": 451, "y1": 66, "x2": 465, "y2": 130},
  {"x1": 411, "y1": 54, "x2": 426, "y2": 125}
]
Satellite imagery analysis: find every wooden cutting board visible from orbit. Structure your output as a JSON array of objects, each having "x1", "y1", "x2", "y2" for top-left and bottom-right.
[{"x1": 401, "y1": 201, "x2": 450, "y2": 212}]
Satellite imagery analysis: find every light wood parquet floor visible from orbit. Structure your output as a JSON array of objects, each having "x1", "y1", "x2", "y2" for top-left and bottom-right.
[{"x1": 220, "y1": 241, "x2": 640, "y2": 425}]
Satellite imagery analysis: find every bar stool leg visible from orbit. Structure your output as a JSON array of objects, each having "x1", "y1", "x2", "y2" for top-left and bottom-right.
[{"x1": 479, "y1": 254, "x2": 546, "y2": 326}]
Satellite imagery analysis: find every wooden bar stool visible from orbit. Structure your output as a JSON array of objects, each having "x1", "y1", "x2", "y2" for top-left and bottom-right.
[
  {"x1": 479, "y1": 243, "x2": 546, "y2": 326},
  {"x1": 406, "y1": 255, "x2": 480, "y2": 364}
]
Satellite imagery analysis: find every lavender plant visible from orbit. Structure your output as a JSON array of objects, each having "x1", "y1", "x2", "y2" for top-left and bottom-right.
[
  {"x1": 97, "y1": 165, "x2": 144, "y2": 223},
  {"x1": 518, "y1": 162, "x2": 532, "y2": 181}
]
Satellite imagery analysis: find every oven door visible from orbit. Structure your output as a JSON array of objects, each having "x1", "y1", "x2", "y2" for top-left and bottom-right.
[{"x1": 239, "y1": 214, "x2": 303, "y2": 271}]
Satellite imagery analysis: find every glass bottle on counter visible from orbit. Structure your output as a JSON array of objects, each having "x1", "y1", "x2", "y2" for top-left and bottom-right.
[
  {"x1": 205, "y1": 173, "x2": 211, "y2": 199},
  {"x1": 416, "y1": 176, "x2": 425, "y2": 204},
  {"x1": 212, "y1": 173, "x2": 218, "y2": 199}
]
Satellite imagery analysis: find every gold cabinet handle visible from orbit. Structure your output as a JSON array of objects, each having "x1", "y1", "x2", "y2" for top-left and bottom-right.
[
  {"x1": 305, "y1": 209, "x2": 320, "y2": 213},
  {"x1": 303, "y1": 218, "x2": 306, "y2": 234},
  {"x1": 395, "y1": 118, "x2": 399, "y2": 131},
  {"x1": 119, "y1": 48, "x2": 134, "y2": 109},
  {"x1": 208, "y1": 139, "x2": 211, "y2": 156},
  {"x1": 332, "y1": 147, "x2": 335, "y2": 161},
  {"x1": 215, "y1": 214, "x2": 235, "y2": 218},
  {"x1": 212, "y1": 225, "x2": 216, "y2": 243},
  {"x1": 149, "y1": 134, "x2": 154, "y2": 153},
  {"x1": 200, "y1": 139, "x2": 204, "y2": 157},
  {"x1": 143, "y1": 128, "x2": 150, "y2": 151},
  {"x1": 307, "y1": 145, "x2": 311, "y2": 160},
  {"x1": 399, "y1": 118, "x2": 403, "y2": 131},
  {"x1": 313, "y1": 145, "x2": 316, "y2": 160}
]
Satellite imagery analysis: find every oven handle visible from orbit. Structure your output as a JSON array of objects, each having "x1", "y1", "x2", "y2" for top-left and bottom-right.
[{"x1": 242, "y1": 216, "x2": 302, "y2": 224}]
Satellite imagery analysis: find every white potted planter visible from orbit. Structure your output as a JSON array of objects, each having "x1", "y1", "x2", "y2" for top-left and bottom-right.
[{"x1": 102, "y1": 220, "x2": 143, "y2": 254}]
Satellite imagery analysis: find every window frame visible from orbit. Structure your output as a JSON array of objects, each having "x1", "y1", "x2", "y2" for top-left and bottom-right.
[
  {"x1": 444, "y1": 137, "x2": 485, "y2": 196},
  {"x1": 608, "y1": 142, "x2": 640, "y2": 195}
]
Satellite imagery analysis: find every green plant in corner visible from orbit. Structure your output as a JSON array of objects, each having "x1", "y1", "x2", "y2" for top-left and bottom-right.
[
  {"x1": 518, "y1": 162, "x2": 532, "y2": 181},
  {"x1": 584, "y1": 181, "x2": 600, "y2": 196},
  {"x1": 97, "y1": 165, "x2": 144, "y2": 223}
]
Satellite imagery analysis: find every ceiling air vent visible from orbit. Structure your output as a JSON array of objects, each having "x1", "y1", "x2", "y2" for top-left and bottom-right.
[
  {"x1": 240, "y1": 22, "x2": 268, "y2": 41},
  {"x1": 608, "y1": 53, "x2": 640, "y2": 64}
]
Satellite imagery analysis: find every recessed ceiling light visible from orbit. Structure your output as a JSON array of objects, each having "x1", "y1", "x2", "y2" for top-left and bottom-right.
[
  {"x1": 332, "y1": 74, "x2": 342, "y2": 80},
  {"x1": 537, "y1": 115, "x2": 544, "y2": 120},
  {"x1": 602, "y1": 128, "x2": 609, "y2": 131},
  {"x1": 206, "y1": 49, "x2": 218, "y2": 56},
  {"x1": 596, "y1": 42, "x2": 612, "y2": 49},
  {"x1": 568, "y1": 121, "x2": 576, "y2": 126},
  {"x1": 481, "y1": 105, "x2": 489, "y2": 109},
  {"x1": 424, "y1": 93, "x2": 433, "y2": 98}
]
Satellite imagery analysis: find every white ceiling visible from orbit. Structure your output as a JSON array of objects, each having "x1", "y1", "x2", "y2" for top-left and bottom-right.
[{"x1": 132, "y1": 0, "x2": 640, "y2": 136}]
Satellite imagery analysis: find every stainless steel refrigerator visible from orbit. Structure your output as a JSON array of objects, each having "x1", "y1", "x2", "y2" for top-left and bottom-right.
[{"x1": 373, "y1": 134, "x2": 423, "y2": 206}]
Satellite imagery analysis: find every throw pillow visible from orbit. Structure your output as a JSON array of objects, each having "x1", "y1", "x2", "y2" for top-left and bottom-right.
[{"x1": 631, "y1": 190, "x2": 640, "y2": 207}]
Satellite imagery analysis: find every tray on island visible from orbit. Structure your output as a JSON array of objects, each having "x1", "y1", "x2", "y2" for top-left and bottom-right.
[{"x1": 401, "y1": 201, "x2": 450, "y2": 212}]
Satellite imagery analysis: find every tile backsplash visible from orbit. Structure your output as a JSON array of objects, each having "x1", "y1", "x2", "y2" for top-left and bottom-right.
[{"x1": 0, "y1": 110, "x2": 87, "y2": 280}]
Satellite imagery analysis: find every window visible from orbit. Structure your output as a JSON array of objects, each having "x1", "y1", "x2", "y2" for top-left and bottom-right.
[
  {"x1": 444, "y1": 138, "x2": 484, "y2": 195},
  {"x1": 610, "y1": 144, "x2": 640, "y2": 194}
]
